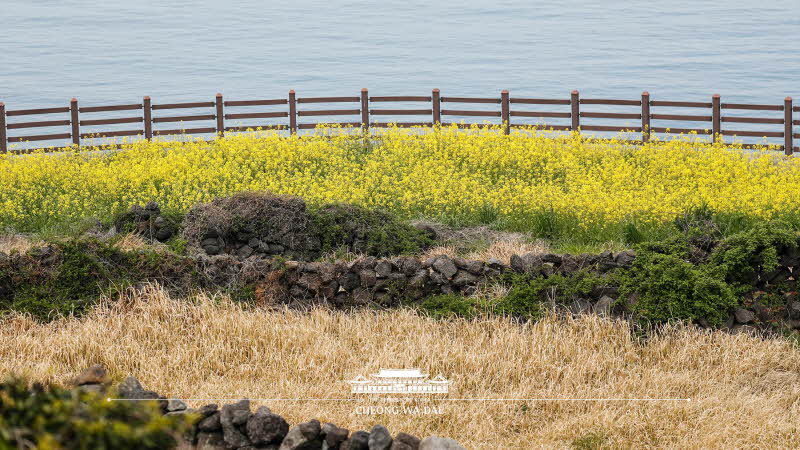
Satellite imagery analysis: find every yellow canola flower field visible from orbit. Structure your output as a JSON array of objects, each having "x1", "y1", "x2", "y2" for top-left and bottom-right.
[{"x1": 0, "y1": 125, "x2": 796, "y2": 235}]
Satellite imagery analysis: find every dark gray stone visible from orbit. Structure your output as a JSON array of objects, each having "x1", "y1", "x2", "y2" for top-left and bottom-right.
[
  {"x1": 298, "y1": 273, "x2": 324, "y2": 292},
  {"x1": 541, "y1": 253, "x2": 562, "y2": 265},
  {"x1": 198, "y1": 412, "x2": 222, "y2": 432},
  {"x1": 735, "y1": 308, "x2": 756, "y2": 324},
  {"x1": 220, "y1": 400, "x2": 252, "y2": 448},
  {"x1": 409, "y1": 270, "x2": 428, "y2": 289},
  {"x1": 398, "y1": 257, "x2": 422, "y2": 276},
  {"x1": 339, "y1": 272, "x2": 361, "y2": 291},
  {"x1": 196, "y1": 431, "x2": 226, "y2": 450},
  {"x1": 166, "y1": 399, "x2": 187, "y2": 412},
  {"x1": 116, "y1": 376, "x2": 144, "y2": 397},
  {"x1": 510, "y1": 252, "x2": 543, "y2": 273},
  {"x1": 431, "y1": 256, "x2": 457, "y2": 279},
  {"x1": 352, "y1": 288, "x2": 372, "y2": 305},
  {"x1": 247, "y1": 408, "x2": 289, "y2": 446},
  {"x1": 359, "y1": 270, "x2": 377, "y2": 287},
  {"x1": 117, "y1": 376, "x2": 160, "y2": 403},
  {"x1": 486, "y1": 258, "x2": 504, "y2": 271},
  {"x1": 558, "y1": 254, "x2": 580, "y2": 273},
  {"x1": 390, "y1": 432, "x2": 420, "y2": 450},
  {"x1": 322, "y1": 423, "x2": 349, "y2": 450},
  {"x1": 238, "y1": 245, "x2": 255, "y2": 259},
  {"x1": 232, "y1": 409, "x2": 251, "y2": 426},
  {"x1": 614, "y1": 249, "x2": 636, "y2": 266},
  {"x1": 463, "y1": 260, "x2": 484, "y2": 275},
  {"x1": 375, "y1": 260, "x2": 393, "y2": 278},
  {"x1": 343, "y1": 431, "x2": 370, "y2": 450},
  {"x1": 429, "y1": 271, "x2": 447, "y2": 286},
  {"x1": 788, "y1": 301, "x2": 800, "y2": 320},
  {"x1": 724, "y1": 315, "x2": 736, "y2": 330},
  {"x1": 155, "y1": 226, "x2": 173, "y2": 241},
  {"x1": 451, "y1": 271, "x2": 478, "y2": 289},
  {"x1": 198, "y1": 404, "x2": 219, "y2": 417},
  {"x1": 368, "y1": 425, "x2": 392, "y2": 450},
  {"x1": 279, "y1": 419, "x2": 323, "y2": 450}
]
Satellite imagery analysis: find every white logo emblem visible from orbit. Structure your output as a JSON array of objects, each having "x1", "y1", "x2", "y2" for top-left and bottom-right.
[{"x1": 348, "y1": 368, "x2": 451, "y2": 394}]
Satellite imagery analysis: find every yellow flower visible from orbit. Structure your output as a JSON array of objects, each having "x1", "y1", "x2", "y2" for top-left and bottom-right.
[{"x1": 0, "y1": 126, "x2": 795, "y2": 235}]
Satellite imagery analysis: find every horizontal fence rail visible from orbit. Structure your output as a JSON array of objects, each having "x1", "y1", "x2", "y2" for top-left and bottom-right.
[{"x1": 0, "y1": 89, "x2": 796, "y2": 155}]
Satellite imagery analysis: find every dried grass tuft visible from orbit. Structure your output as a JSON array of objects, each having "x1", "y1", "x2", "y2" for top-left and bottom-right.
[{"x1": 0, "y1": 234, "x2": 41, "y2": 254}]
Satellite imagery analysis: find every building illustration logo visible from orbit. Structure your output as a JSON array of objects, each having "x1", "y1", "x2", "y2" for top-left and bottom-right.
[{"x1": 348, "y1": 368, "x2": 451, "y2": 394}]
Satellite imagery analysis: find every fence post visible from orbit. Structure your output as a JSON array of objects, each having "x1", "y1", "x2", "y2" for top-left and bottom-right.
[
  {"x1": 143, "y1": 96, "x2": 152, "y2": 140},
  {"x1": 215, "y1": 93, "x2": 224, "y2": 137},
  {"x1": 785, "y1": 97, "x2": 793, "y2": 156},
  {"x1": 712, "y1": 94, "x2": 721, "y2": 142},
  {"x1": 288, "y1": 90, "x2": 297, "y2": 135},
  {"x1": 0, "y1": 102, "x2": 6, "y2": 154},
  {"x1": 361, "y1": 88, "x2": 369, "y2": 131},
  {"x1": 641, "y1": 91, "x2": 650, "y2": 143},
  {"x1": 432, "y1": 89, "x2": 441, "y2": 125},
  {"x1": 70, "y1": 98, "x2": 80, "y2": 147},
  {"x1": 501, "y1": 90, "x2": 510, "y2": 135},
  {"x1": 570, "y1": 90, "x2": 580, "y2": 132}
]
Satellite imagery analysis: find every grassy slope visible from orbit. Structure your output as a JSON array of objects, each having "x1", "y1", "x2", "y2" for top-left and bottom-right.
[{"x1": 2, "y1": 285, "x2": 798, "y2": 449}]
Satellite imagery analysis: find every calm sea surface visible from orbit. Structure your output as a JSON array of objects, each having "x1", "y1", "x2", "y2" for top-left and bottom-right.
[{"x1": 1, "y1": 0, "x2": 798, "y2": 145}]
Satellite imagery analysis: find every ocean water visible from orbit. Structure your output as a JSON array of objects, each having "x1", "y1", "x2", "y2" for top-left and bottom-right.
[{"x1": 1, "y1": 0, "x2": 798, "y2": 146}]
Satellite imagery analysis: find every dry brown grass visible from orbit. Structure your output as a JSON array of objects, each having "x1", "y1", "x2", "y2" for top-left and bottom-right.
[
  {"x1": 0, "y1": 234, "x2": 41, "y2": 254},
  {"x1": 466, "y1": 238, "x2": 550, "y2": 264},
  {"x1": 421, "y1": 236, "x2": 550, "y2": 265},
  {"x1": 1, "y1": 286, "x2": 799, "y2": 449},
  {"x1": 113, "y1": 233, "x2": 156, "y2": 252}
]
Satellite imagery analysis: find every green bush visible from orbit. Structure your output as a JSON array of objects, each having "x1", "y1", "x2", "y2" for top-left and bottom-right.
[
  {"x1": 311, "y1": 203, "x2": 433, "y2": 257},
  {"x1": 617, "y1": 251, "x2": 737, "y2": 326},
  {"x1": 709, "y1": 221, "x2": 797, "y2": 292},
  {"x1": 2, "y1": 240, "x2": 112, "y2": 319},
  {"x1": 0, "y1": 239, "x2": 201, "y2": 321},
  {"x1": 495, "y1": 271, "x2": 604, "y2": 320},
  {"x1": 0, "y1": 378, "x2": 193, "y2": 450},
  {"x1": 417, "y1": 294, "x2": 478, "y2": 319}
]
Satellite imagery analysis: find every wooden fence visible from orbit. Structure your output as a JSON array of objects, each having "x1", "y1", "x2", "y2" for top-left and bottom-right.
[{"x1": 0, "y1": 89, "x2": 797, "y2": 154}]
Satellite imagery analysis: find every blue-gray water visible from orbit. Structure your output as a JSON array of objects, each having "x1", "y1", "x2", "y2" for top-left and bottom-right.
[{"x1": 2, "y1": 0, "x2": 798, "y2": 146}]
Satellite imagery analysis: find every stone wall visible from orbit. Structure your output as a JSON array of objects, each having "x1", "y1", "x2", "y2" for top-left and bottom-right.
[{"x1": 265, "y1": 250, "x2": 636, "y2": 309}]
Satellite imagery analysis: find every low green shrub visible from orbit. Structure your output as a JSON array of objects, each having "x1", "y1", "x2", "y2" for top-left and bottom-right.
[
  {"x1": 616, "y1": 251, "x2": 737, "y2": 326},
  {"x1": 2, "y1": 240, "x2": 112, "y2": 319},
  {"x1": 0, "y1": 239, "x2": 201, "y2": 320},
  {"x1": 710, "y1": 221, "x2": 797, "y2": 292},
  {"x1": 417, "y1": 294, "x2": 478, "y2": 319},
  {"x1": 0, "y1": 377, "x2": 194, "y2": 450},
  {"x1": 311, "y1": 203, "x2": 433, "y2": 257},
  {"x1": 495, "y1": 271, "x2": 605, "y2": 320}
]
